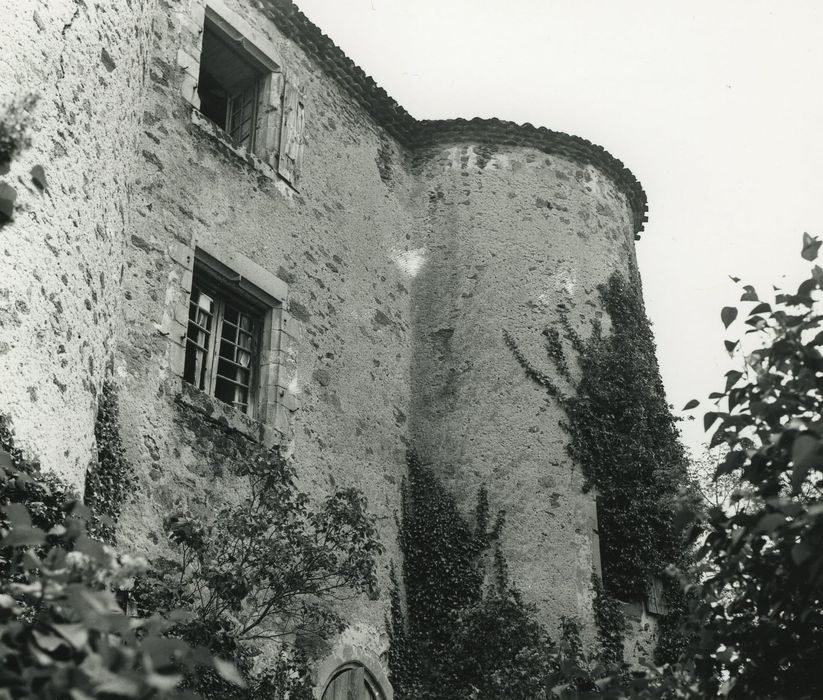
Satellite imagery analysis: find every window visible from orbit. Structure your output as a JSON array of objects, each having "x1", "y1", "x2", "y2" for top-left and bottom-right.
[
  {"x1": 184, "y1": 280, "x2": 261, "y2": 415},
  {"x1": 197, "y1": 18, "x2": 267, "y2": 151},
  {"x1": 184, "y1": 6, "x2": 307, "y2": 186},
  {"x1": 182, "y1": 249, "x2": 286, "y2": 419}
]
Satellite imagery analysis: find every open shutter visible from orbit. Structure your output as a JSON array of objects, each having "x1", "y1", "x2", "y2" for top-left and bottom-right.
[
  {"x1": 278, "y1": 78, "x2": 305, "y2": 185},
  {"x1": 646, "y1": 575, "x2": 667, "y2": 615},
  {"x1": 257, "y1": 71, "x2": 284, "y2": 164}
]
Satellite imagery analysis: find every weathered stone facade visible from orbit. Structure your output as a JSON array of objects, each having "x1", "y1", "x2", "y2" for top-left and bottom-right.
[{"x1": 1, "y1": 0, "x2": 651, "y2": 694}]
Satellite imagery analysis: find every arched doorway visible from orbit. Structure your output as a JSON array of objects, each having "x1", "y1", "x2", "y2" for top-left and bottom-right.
[{"x1": 321, "y1": 662, "x2": 385, "y2": 700}]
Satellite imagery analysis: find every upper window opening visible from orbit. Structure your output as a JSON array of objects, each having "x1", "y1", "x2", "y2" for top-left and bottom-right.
[{"x1": 198, "y1": 19, "x2": 267, "y2": 150}]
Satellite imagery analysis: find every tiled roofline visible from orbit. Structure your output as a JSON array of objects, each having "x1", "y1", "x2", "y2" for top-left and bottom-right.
[{"x1": 263, "y1": 0, "x2": 649, "y2": 236}]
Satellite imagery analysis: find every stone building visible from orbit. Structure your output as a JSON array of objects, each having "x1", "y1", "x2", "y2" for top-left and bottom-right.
[{"x1": 1, "y1": 0, "x2": 652, "y2": 696}]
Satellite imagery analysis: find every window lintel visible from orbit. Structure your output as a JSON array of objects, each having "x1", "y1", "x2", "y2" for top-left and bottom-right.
[{"x1": 195, "y1": 243, "x2": 287, "y2": 309}]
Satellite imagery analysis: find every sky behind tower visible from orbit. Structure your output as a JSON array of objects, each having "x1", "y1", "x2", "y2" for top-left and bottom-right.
[{"x1": 294, "y1": 0, "x2": 823, "y2": 454}]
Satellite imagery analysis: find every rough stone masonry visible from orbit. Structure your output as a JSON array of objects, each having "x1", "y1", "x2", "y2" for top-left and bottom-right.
[{"x1": 0, "y1": 0, "x2": 652, "y2": 693}]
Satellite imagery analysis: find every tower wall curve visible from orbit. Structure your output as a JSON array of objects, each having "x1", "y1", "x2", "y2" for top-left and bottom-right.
[{"x1": 409, "y1": 138, "x2": 640, "y2": 635}]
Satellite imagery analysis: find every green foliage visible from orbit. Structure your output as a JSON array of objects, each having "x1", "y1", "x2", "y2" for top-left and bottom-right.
[
  {"x1": 85, "y1": 381, "x2": 134, "y2": 542},
  {"x1": 0, "y1": 93, "x2": 36, "y2": 168},
  {"x1": 679, "y1": 235, "x2": 823, "y2": 699},
  {"x1": 505, "y1": 272, "x2": 694, "y2": 662},
  {"x1": 398, "y1": 452, "x2": 490, "y2": 659},
  {"x1": 563, "y1": 274, "x2": 691, "y2": 601},
  {"x1": 0, "y1": 499, "x2": 235, "y2": 698},
  {"x1": 446, "y1": 583, "x2": 556, "y2": 699},
  {"x1": 0, "y1": 422, "x2": 235, "y2": 698},
  {"x1": 390, "y1": 452, "x2": 559, "y2": 699},
  {"x1": 592, "y1": 574, "x2": 625, "y2": 670},
  {"x1": 0, "y1": 415, "x2": 74, "y2": 579},
  {"x1": 134, "y1": 445, "x2": 382, "y2": 698}
]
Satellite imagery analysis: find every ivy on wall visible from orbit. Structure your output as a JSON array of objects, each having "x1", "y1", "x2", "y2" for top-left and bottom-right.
[
  {"x1": 388, "y1": 452, "x2": 564, "y2": 699},
  {"x1": 505, "y1": 272, "x2": 693, "y2": 662},
  {"x1": 591, "y1": 573, "x2": 625, "y2": 669},
  {"x1": 85, "y1": 380, "x2": 134, "y2": 542},
  {"x1": 0, "y1": 414, "x2": 74, "y2": 580}
]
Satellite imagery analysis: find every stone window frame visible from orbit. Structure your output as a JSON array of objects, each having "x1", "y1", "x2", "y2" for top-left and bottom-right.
[
  {"x1": 166, "y1": 240, "x2": 300, "y2": 448},
  {"x1": 177, "y1": 0, "x2": 305, "y2": 187}
]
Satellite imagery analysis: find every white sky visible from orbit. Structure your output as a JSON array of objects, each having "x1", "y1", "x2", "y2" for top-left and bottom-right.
[{"x1": 294, "y1": 0, "x2": 823, "y2": 454}]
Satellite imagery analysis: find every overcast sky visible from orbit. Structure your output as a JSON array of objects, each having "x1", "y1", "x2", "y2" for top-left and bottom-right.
[{"x1": 294, "y1": 0, "x2": 823, "y2": 454}]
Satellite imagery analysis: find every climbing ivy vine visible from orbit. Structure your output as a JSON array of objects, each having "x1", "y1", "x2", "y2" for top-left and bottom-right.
[
  {"x1": 505, "y1": 271, "x2": 694, "y2": 663},
  {"x1": 388, "y1": 452, "x2": 568, "y2": 699},
  {"x1": 85, "y1": 380, "x2": 134, "y2": 542}
]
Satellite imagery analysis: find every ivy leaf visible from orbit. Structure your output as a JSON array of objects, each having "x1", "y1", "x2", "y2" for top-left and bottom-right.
[
  {"x1": 755, "y1": 513, "x2": 786, "y2": 534},
  {"x1": 740, "y1": 285, "x2": 758, "y2": 302},
  {"x1": 725, "y1": 340, "x2": 739, "y2": 356},
  {"x1": 725, "y1": 371, "x2": 743, "y2": 392},
  {"x1": 791, "y1": 434, "x2": 820, "y2": 494},
  {"x1": 704, "y1": 412, "x2": 721, "y2": 432},
  {"x1": 801, "y1": 232, "x2": 821, "y2": 261},
  {"x1": 751, "y1": 302, "x2": 772, "y2": 315},
  {"x1": 792, "y1": 542, "x2": 814, "y2": 566},
  {"x1": 32, "y1": 629, "x2": 67, "y2": 652},
  {"x1": 729, "y1": 275, "x2": 741, "y2": 283},
  {"x1": 30, "y1": 165, "x2": 47, "y2": 191},
  {"x1": 721, "y1": 307, "x2": 738, "y2": 329},
  {"x1": 682, "y1": 399, "x2": 699, "y2": 410},
  {"x1": 0, "y1": 525, "x2": 46, "y2": 548},
  {"x1": 3, "y1": 503, "x2": 31, "y2": 528},
  {"x1": 52, "y1": 623, "x2": 89, "y2": 650},
  {"x1": 0, "y1": 182, "x2": 16, "y2": 223}
]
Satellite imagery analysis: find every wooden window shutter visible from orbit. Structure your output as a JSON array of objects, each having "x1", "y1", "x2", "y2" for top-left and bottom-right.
[
  {"x1": 646, "y1": 575, "x2": 667, "y2": 615},
  {"x1": 278, "y1": 78, "x2": 305, "y2": 185}
]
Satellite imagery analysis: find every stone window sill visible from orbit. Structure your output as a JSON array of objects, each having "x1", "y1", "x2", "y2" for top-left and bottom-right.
[
  {"x1": 176, "y1": 381, "x2": 282, "y2": 449},
  {"x1": 189, "y1": 109, "x2": 298, "y2": 191}
]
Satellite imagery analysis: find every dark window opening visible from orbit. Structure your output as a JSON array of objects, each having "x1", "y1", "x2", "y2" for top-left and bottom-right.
[{"x1": 197, "y1": 19, "x2": 266, "y2": 150}]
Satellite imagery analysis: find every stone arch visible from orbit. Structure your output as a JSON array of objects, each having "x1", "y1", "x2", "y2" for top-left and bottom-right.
[{"x1": 314, "y1": 645, "x2": 392, "y2": 700}]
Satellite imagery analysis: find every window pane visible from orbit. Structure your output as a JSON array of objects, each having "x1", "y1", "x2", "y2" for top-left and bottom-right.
[
  {"x1": 184, "y1": 289, "x2": 214, "y2": 389},
  {"x1": 215, "y1": 303, "x2": 256, "y2": 411},
  {"x1": 228, "y1": 81, "x2": 259, "y2": 150}
]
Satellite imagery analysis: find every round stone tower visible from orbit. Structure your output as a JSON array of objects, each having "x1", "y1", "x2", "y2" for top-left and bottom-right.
[{"x1": 408, "y1": 121, "x2": 646, "y2": 637}]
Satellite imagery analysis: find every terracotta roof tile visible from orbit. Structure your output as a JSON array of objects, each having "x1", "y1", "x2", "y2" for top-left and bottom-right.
[{"x1": 261, "y1": 0, "x2": 649, "y2": 235}]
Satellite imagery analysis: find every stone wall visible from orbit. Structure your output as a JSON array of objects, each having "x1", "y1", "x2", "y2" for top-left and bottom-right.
[
  {"x1": 0, "y1": 0, "x2": 655, "y2": 687},
  {"x1": 114, "y1": 0, "x2": 418, "y2": 664},
  {"x1": 409, "y1": 143, "x2": 637, "y2": 642},
  {"x1": 0, "y1": 0, "x2": 156, "y2": 488}
]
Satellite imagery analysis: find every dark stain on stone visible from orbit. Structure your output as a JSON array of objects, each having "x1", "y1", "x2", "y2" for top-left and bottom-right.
[
  {"x1": 373, "y1": 309, "x2": 392, "y2": 328},
  {"x1": 289, "y1": 300, "x2": 311, "y2": 323},
  {"x1": 276, "y1": 266, "x2": 296, "y2": 284},
  {"x1": 393, "y1": 407, "x2": 406, "y2": 425},
  {"x1": 313, "y1": 369, "x2": 331, "y2": 387},
  {"x1": 430, "y1": 328, "x2": 454, "y2": 357},
  {"x1": 100, "y1": 48, "x2": 116, "y2": 73},
  {"x1": 142, "y1": 150, "x2": 163, "y2": 171},
  {"x1": 131, "y1": 234, "x2": 155, "y2": 252}
]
